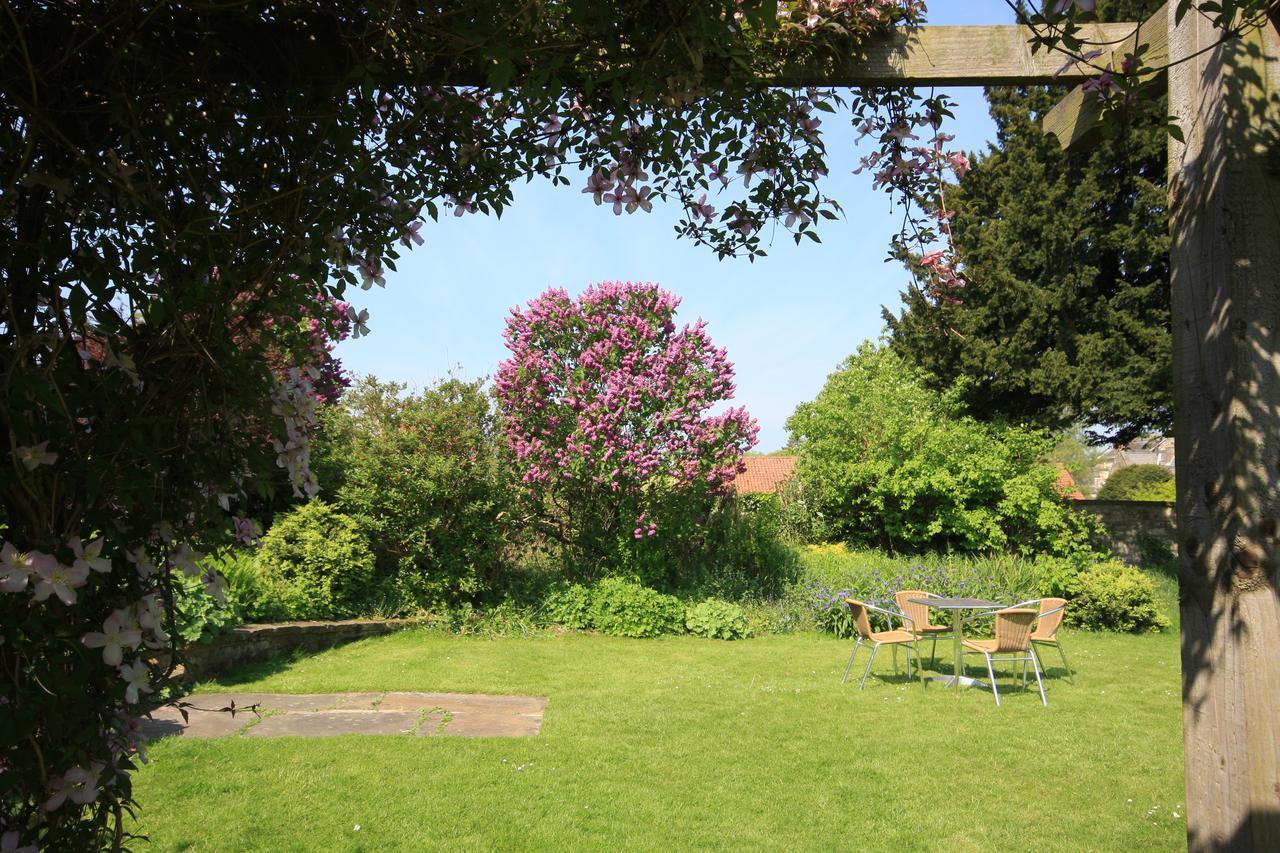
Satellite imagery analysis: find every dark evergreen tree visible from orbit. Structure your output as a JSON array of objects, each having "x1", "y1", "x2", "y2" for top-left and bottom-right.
[{"x1": 884, "y1": 0, "x2": 1170, "y2": 445}]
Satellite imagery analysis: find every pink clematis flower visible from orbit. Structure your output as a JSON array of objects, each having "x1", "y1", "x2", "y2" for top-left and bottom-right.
[
  {"x1": 167, "y1": 543, "x2": 203, "y2": 577},
  {"x1": 690, "y1": 194, "x2": 715, "y2": 224},
  {"x1": 14, "y1": 441, "x2": 57, "y2": 471},
  {"x1": 233, "y1": 515, "x2": 262, "y2": 544},
  {"x1": 625, "y1": 186, "x2": 654, "y2": 214},
  {"x1": 346, "y1": 307, "x2": 370, "y2": 340},
  {"x1": 82, "y1": 609, "x2": 143, "y2": 666},
  {"x1": 947, "y1": 152, "x2": 971, "y2": 179},
  {"x1": 119, "y1": 659, "x2": 153, "y2": 704},
  {"x1": 582, "y1": 171, "x2": 615, "y2": 205},
  {"x1": 400, "y1": 219, "x2": 425, "y2": 248},
  {"x1": 42, "y1": 764, "x2": 101, "y2": 811},
  {"x1": 70, "y1": 536, "x2": 111, "y2": 574},
  {"x1": 31, "y1": 557, "x2": 89, "y2": 605},
  {"x1": 0, "y1": 542, "x2": 35, "y2": 592},
  {"x1": 126, "y1": 546, "x2": 158, "y2": 579}
]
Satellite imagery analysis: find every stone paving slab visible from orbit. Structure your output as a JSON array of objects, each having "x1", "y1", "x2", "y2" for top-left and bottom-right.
[
  {"x1": 246, "y1": 710, "x2": 420, "y2": 737},
  {"x1": 142, "y1": 692, "x2": 547, "y2": 739}
]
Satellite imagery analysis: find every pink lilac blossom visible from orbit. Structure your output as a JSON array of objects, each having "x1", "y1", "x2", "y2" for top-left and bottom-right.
[{"x1": 495, "y1": 282, "x2": 758, "y2": 532}]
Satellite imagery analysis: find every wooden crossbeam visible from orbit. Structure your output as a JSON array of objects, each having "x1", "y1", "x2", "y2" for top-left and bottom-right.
[
  {"x1": 1042, "y1": 3, "x2": 1169, "y2": 150},
  {"x1": 776, "y1": 21, "x2": 1152, "y2": 87}
]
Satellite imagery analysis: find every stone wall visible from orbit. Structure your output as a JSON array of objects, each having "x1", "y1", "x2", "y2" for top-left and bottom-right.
[
  {"x1": 1073, "y1": 499, "x2": 1177, "y2": 564},
  {"x1": 181, "y1": 619, "x2": 419, "y2": 680}
]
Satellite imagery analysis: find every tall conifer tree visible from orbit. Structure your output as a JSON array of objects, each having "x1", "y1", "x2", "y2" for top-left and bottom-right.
[{"x1": 885, "y1": 0, "x2": 1170, "y2": 445}]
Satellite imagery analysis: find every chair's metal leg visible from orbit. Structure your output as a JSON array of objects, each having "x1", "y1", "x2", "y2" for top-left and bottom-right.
[
  {"x1": 903, "y1": 643, "x2": 912, "y2": 680},
  {"x1": 860, "y1": 643, "x2": 880, "y2": 690},
  {"x1": 1056, "y1": 640, "x2": 1075, "y2": 685},
  {"x1": 892, "y1": 643, "x2": 898, "y2": 674},
  {"x1": 984, "y1": 654, "x2": 1000, "y2": 706},
  {"x1": 1030, "y1": 647, "x2": 1048, "y2": 706},
  {"x1": 842, "y1": 637, "x2": 863, "y2": 684},
  {"x1": 930, "y1": 636, "x2": 938, "y2": 669},
  {"x1": 1021, "y1": 657, "x2": 1029, "y2": 690}
]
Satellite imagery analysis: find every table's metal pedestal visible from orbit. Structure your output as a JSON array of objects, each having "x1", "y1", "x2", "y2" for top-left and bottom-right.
[{"x1": 909, "y1": 597, "x2": 1001, "y2": 692}]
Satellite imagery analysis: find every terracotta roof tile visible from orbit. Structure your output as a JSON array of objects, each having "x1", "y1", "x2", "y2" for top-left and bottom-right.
[
  {"x1": 1055, "y1": 468, "x2": 1085, "y2": 500},
  {"x1": 731, "y1": 455, "x2": 797, "y2": 494}
]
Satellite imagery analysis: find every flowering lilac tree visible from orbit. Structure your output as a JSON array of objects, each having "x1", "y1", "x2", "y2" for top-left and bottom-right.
[{"x1": 496, "y1": 283, "x2": 758, "y2": 575}]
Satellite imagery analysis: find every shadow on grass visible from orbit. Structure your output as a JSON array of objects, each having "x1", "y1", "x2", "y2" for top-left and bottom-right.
[{"x1": 201, "y1": 648, "x2": 314, "y2": 688}]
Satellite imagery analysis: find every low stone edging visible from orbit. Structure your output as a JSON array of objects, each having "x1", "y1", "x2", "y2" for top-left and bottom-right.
[{"x1": 180, "y1": 618, "x2": 420, "y2": 680}]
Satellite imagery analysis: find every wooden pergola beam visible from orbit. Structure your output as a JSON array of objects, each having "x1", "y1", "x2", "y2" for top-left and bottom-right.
[
  {"x1": 776, "y1": 21, "x2": 1153, "y2": 87},
  {"x1": 1042, "y1": 3, "x2": 1169, "y2": 150}
]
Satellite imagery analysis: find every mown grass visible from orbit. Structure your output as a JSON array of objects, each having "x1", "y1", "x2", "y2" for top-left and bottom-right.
[{"x1": 131, "y1": 626, "x2": 1185, "y2": 851}]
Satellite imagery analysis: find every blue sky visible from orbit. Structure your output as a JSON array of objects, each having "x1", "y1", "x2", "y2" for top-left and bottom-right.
[{"x1": 335, "y1": 1, "x2": 1019, "y2": 451}]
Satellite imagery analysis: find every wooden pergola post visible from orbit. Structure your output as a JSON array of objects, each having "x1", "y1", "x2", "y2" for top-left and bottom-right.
[{"x1": 1166, "y1": 8, "x2": 1280, "y2": 849}]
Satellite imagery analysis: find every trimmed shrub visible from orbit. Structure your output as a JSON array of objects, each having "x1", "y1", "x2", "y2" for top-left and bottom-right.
[
  {"x1": 1067, "y1": 560, "x2": 1169, "y2": 632},
  {"x1": 588, "y1": 577, "x2": 685, "y2": 638},
  {"x1": 257, "y1": 500, "x2": 376, "y2": 620},
  {"x1": 1097, "y1": 464, "x2": 1174, "y2": 501},
  {"x1": 685, "y1": 599, "x2": 752, "y2": 639}
]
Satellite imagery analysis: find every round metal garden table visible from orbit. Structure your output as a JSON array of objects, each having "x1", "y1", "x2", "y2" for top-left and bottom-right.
[{"x1": 909, "y1": 597, "x2": 1003, "y2": 690}]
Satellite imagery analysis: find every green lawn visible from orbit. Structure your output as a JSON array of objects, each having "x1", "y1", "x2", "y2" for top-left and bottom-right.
[{"x1": 131, "y1": 628, "x2": 1185, "y2": 851}]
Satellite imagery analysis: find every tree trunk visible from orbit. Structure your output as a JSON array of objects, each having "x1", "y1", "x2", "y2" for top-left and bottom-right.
[{"x1": 1168, "y1": 7, "x2": 1280, "y2": 850}]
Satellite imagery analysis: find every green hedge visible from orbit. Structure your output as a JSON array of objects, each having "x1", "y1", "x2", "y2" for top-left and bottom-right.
[{"x1": 1097, "y1": 464, "x2": 1174, "y2": 501}]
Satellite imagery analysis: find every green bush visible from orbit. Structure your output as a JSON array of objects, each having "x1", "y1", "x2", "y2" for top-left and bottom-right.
[
  {"x1": 1097, "y1": 464, "x2": 1174, "y2": 501},
  {"x1": 786, "y1": 342, "x2": 1097, "y2": 556},
  {"x1": 256, "y1": 500, "x2": 376, "y2": 620},
  {"x1": 685, "y1": 599, "x2": 752, "y2": 640},
  {"x1": 1067, "y1": 560, "x2": 1170, "y2": 632},
  {"x1": 543, "y1": 582, "x2": 594, "y2": 629},
  {"x1": 588, "y1": 577, "x2": 685, "y2": 638}
]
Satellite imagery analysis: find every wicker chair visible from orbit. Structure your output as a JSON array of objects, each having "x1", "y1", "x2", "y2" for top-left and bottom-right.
[
  {"x1": 1029, "y1": 597, "x2": 1074, "y2": 684},
  {"x1": 894, "y1": 589, "x2": 953, "y2": 669},
  {"x1": 841, "y1": 599, "x2": 924, "y2": 690},
  {"x1": 961, "y1": 607, "x2": 1047, "y2": 706}
]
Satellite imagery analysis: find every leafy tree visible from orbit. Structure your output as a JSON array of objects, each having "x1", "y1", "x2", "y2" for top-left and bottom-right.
[
  {"x1": 494, "y1": 282, "x2": 757, "y2": 583},
  {"x1": 884, "y1": 0, "x2": 1171, "y2": 445},
  {"x1": 313, "y1": 375, "x2": 508, "y2": 606},
  {"x1": 1097, "y1": 463, "x2": 1175, "y2": 501},
  {"x1": 785, "y1": 342, "x2": 1096, "y2": 555}
]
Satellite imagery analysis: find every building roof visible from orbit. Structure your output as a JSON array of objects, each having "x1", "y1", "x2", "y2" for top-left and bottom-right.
[
  {"x1": 731, "y1": 455, "x2": 797, "y2": 494},
  {"x1": 1055, "y1": 469, "x2": 1085, "y2": 500}
]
